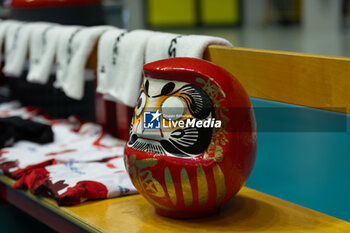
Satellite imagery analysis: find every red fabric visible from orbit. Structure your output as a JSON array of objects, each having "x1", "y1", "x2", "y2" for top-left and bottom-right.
[
  {"x1": 9, "y1": 159, "x2": 55, "y2": 179},
  {"x1": 13, "y1": 167, "x2": 50, "y2": 194},
  {"x1": 0, "y1": 160, "x2": 19, "y2": 175},
  {"x1": 57, "y1": 181, "x2": 108, "y2": 206},
  {"x1": 14, "y1": 167, "x2": 70, "y2": 197},
  {"x1": 15, "y1": 168, "x2": 109, "y2": 206},
  {"x1": 45, "y1": 149, "x2": 77, "y2": 156}
]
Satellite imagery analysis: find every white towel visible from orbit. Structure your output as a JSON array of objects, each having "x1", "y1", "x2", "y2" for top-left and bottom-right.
[
  {"x1": 97, "y1": 29, "x2": 154, "y2": 107},
  {"x1": 96, "y1": 28, "x2": 126, "y2": 97},
  {"x1": 27, "y1": 23, "x2": 60, "y2": 84},
  {"x1": 0, "y1": 20, "x2": 16, "y2": 63},
  {"x1": 55, "y1": 26, "x2": 113, "y2": 100},
  {"x1": 3, "y1": 21, "x2": 34, "y2": 77},
  {"x1": 54, "y1": 25, "x2": 85, "y2": 92},
  {"x1": 145, "y1": 32, "x2": 232, "y2": 63}
]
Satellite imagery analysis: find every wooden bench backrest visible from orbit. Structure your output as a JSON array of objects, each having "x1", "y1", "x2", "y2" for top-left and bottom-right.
[{"x1": 204, "y1": 46, "x2": 350, "y2": 114}]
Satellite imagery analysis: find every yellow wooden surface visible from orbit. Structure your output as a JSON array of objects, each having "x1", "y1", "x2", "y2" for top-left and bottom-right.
[
  {"x1": 1, "y1": 172, "x2": 350, "y2": 232},
  {"x1": 64, "y1": 187, "x2": 350, "y2": 232},
  {"x1": 204, "y1": 45, "x2": 350, "y2": 113}
]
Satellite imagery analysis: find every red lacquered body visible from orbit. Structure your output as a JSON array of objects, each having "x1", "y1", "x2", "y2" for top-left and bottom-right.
[{"x1": 124, "y1": 58, "x2": 257, "y2": 218}]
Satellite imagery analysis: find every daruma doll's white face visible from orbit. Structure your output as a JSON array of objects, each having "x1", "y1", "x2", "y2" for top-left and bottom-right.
[{"x1": 127, "y1": 77, "x2": 215, "y2": 158}]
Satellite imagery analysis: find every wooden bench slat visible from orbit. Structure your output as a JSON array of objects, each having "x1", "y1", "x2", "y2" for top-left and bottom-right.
[
  {"x1": 1, "y1": 175, "x2": 349, "y2": 233},
  {"x1": 204, "y1": 45, "x2": 350, "y2": 113}
]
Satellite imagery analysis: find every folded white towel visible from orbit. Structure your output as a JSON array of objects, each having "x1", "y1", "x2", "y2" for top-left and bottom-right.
[
  {"x1": 27, "y1": 23, "x2": 60, "y2": 84},
  {"x1": 145, "y1": 32, "x2": 232, "y2": 63},
  {"x1": 0, "y1": 20, "x2": 17, "y2": 63},
  {"x1": 55, "y1": 26, "x2": 113, "y2": 100},
  {"x1": 3, "y1": 21, "x2": 34, "y2": 77},
  {"x1": 54, "y1": 26, "x2": 85, "y2": 92},
  {"x1": 97, "y1": 29, "x2": 154, "y2": 107},
  {"x1": 96, "y1": 28, "x2": 126, "y2": 97}
]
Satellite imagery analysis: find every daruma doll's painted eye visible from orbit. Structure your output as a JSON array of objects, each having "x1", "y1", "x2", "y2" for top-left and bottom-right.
[
  {"x1": 136, "y1": 92, "x2": 146, "y2": 118},
  {"x1": 124, "y1": 58, "x2": 257, "y2": 219},
  {"x1": 161, "y1": 96, "x2": 186, "y2": 121}
]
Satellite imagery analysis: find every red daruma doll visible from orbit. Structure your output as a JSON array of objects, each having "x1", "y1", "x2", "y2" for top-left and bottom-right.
[{"x1": 124, "y1": 58, "x2": 257, "y2": 218}]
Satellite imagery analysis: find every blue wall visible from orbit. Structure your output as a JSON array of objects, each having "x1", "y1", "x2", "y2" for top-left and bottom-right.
[{"x1": 246, "y1": 98, "x2": 350, "y2": 221}]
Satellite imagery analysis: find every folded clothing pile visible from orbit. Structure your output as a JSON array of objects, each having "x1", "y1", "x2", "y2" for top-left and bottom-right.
[
  {"x1": 0, "y1": 102, "x2": 137, "y2": 205},
  {"x1": 14, "y1": 157, "x2": 136, "y2": 206},
  {"x1": 0, "y1": 120, "x2": 123, "y2": 178}
]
